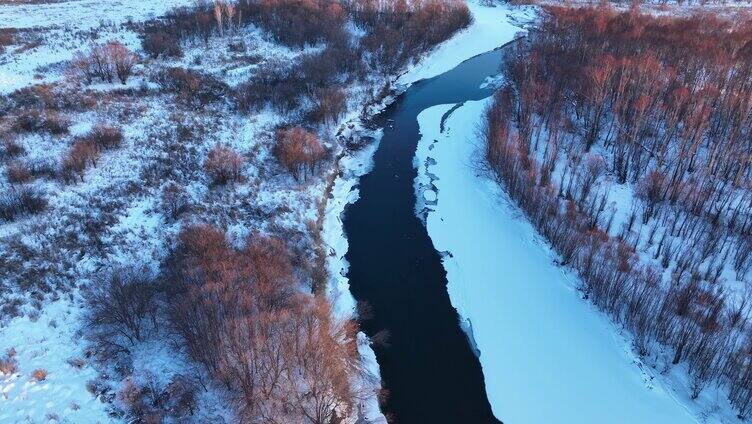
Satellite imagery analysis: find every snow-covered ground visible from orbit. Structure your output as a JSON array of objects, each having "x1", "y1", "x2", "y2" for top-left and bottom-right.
[
  {"x1": 0, "y1": 0, "x2": 191, "y2": 29},
  {"x1": 0, "y1": 299, "x2": 111, "y2": 424},
  {"x1": 0, "y1": 0, "x2": 196, "y2": 94},
  {"x1": 415, "y1": 98, "x2": 744, "y2": 423}
]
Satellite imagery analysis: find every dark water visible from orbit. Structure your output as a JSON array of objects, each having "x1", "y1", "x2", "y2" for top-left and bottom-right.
[{"x1": 343, "y1": 48, "x2": 507, "y2": 424}]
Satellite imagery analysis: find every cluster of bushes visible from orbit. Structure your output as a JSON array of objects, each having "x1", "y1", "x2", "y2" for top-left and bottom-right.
[
  {"x1": 69, "y1": 41, "x2": 140, "y2": 85},
  {"x1": 83, "y1": 225, "x2": 362, "y2": 423},
  {"x1": 0, "y1": 28, "x2": 15, "y2": 54},
  {"x1": 163, "y1": 225, "x2": 360, "y2": 423},
  {"x1": 6, "y1": 84, "x2": 95, "y2": 115},
  {"x1": 274, "y1": 126, "x2": 327, "y2": 181},
  {"x1": 486, "y1": 7, "x2": 752, "y2": 417},
  {"x1": 2, "y1": 136, "x2": 24, "y2": 158},
  {"x1": 233, "y1": 60, "x2": 307, "y2": 112},
  {"x1": 349, "y1": 0, "x2": 472, "y2": 73},
  {"x1": 11, "y1": 110, "x2": 69, "y2": 135},
  {"x1": 6, "y1": 161, "x2": 32, "y2": 184},
  {"x1": 308, "y1": 87, "x2": 348, "y2": 123},
  {"x1": 204, "y1": 144, "x2": 244, "y2": 184},
  {"x1": 116, "y1": 374, "x2": 198, "y2": 422},
  {"x1": 62, "y1": 124, "x2": 124, "y2": 182},
  {"x1": 0, "y1": 348, "x2": 18, "y2": 375},
  {"x1": 84, "y1": 270, "x2": 198, "y2": 421},
  {"x1": 153, "y1": 67, "x2": 228, "y2": 106},
  {"x1": 250, "y1": 0, "x2": 349, "y2": 48}
]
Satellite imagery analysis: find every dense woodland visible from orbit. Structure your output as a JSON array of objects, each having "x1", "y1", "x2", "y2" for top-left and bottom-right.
[{"x1": 485, "y1": 6, "x2": 752, "y2": 417}]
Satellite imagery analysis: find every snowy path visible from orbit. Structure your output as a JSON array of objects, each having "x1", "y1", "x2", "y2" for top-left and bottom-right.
[{"x1": 415, "y1": 100, "x2": 698, "y2": 423}]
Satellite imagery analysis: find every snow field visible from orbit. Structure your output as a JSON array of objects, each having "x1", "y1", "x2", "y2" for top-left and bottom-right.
[{"x1": 0, "y1": 299, "x2": 111, "y2": 424}]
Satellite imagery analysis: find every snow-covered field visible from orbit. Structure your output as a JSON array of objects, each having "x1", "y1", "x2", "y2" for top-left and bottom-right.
[
  {"x1": 415, "y1": 98, "x2": 744, "y2": 423},
  {"x1": 0, "y1": 299, "x2": 111, "y2": 424},
  {"x1": 0, "y1": 2, "x2": 362, "y2": 422},
  {"x1": 0, "y1": 0, "x2": 196, "y2": 93}
]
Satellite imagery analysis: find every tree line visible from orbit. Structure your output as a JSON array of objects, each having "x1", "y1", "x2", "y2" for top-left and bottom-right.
[{"x1": 485, "y1": 6, "x2": 752, "y2": 418}]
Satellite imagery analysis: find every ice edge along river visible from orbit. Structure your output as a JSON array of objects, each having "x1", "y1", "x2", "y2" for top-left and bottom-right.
[{"x1": 415, "y1": 99, "x2": 699, "y2": 424}]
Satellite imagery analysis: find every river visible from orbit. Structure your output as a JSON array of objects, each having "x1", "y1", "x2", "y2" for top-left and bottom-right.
[{"x1": 342, "y1": 48, "x2": 508, "y2": 423}]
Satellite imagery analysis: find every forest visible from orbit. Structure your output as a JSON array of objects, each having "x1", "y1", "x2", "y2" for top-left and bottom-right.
[{"x1": 484, "y1": 6, "x2": 752, "y2": 418}]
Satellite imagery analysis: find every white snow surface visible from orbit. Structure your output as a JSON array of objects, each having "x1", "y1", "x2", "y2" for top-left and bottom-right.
[
  {"x1": 0, "y1": 0, "x2": 192, "y2": 29},
  {"x1": 415, "y1": 99, "x2": 702, "y2": 423},
  {"x1": 0, "y1": 299, "x2": 111, "y2": 424},
  {"x1": 398, "y1": 1, "x2": 535, "y2": 85}
]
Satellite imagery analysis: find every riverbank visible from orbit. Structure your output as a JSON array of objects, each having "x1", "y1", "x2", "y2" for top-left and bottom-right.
[{"x1": 415, "y1": 99, "x2": 700, "y2": 423}]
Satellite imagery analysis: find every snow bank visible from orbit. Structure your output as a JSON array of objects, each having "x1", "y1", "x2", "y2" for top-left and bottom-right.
[
  {"x1": 398, "y1": 1, "x2": 535, "y2": 85},
  {"x1": 323, "y1": 132, "x2": 387, "y2": 424},
  {"x1": 0, "y1": 300, "x2": 111, "y2": 423},
  {"x1": 415, "y1": 100, "x2": 699, "y2": 423}
]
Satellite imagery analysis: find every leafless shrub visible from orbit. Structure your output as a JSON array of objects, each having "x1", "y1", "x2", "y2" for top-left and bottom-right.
[
  {"x1": 274, "y1": 127, "x2": 326, "y2": 181},
  {"x1": 62, "y1": 139, "x2": 99, "y2": 182},
  {"x1": 308, "y1": 87, "x2": 347, "y2": 124},
  {"x1": 2, "y1": 136, "x2": 25, "y2": 158},
  {"x1": 160, "y1": 181, "x2": 189, "y2": 219},
  {"x1": 9, "y1": 84, "x2": 56, "y2": 110},
  {"x1": 0, "y1": 187, "x2": 47, "y2": 222},
  {"x1": 67, "y1": 357, "x2": 86, "y2": 369},
  {"x1": 69, "y1": 41, "x2": 139, "y2": 85},
  {"x1": 0, "y1": 299, "x2": 22, "y2": 321},
  {"x1": 86, "y1": 378, "x2": 107, "y2": 396},
  {"x1": 141, "y1": 30, "x2": 183, "y2": 59},
  {"x1": 83, "y1": 268, "x2": 158, "y2": 353},
  {"x1": 6, "y1": 161, "x2": 33, "y2": 184},
  {"x1": 118, "y1": 377, "x2": 147, "y2": 416},
  {"x1": 40, "y1": 112, "x2": 70, "y2": 135},
  {"x1": 10, "y1": 110, "x2": 69, "y2": 135},
  {"x1": 83, "y1": 124, "x2": 124, "y2": 150},
  {"x1": 0, "y1": 348, "x2": 18, "y2": 375},
  {"x1": 0, "y1": 28, "x2": 15, "y2": 53},
  {"x1": 234, "y1": 62, "x2": 306, "y2": 112},
  {"x1": 25, "y1": 158, "x2": 59, "y2": 180},
  {"x1": 164, "y1": 375, "x2": 197, "y2": 418},
  {"x1": 154, "y1": 67, "x2": 228, "y2": 105},
  {"x1": 108, "y1": 42, "x2": 140, "y2": 84},
  {"x1": 204, "y1": 144, "x2": 244, "y2": 185},
  {"x1": 31, "y1": 368, "x2": 47, "y2": 381}
]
